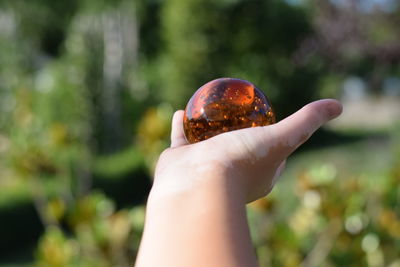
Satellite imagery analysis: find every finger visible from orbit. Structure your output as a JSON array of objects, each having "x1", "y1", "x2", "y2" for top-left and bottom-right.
[
  {"x1": 271, "y1": 99, "x2": 342, "y2": 154},
  {"x1": 170, "y1": 110, "x2": 189, "y2": 148}
]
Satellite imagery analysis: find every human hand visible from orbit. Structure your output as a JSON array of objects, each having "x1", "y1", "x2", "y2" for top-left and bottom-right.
[
  {"x1": 150, "y1": 99, "x2": 342, "y2": 204},
  {"x1": 137, "y1": 99, "x2": 342, "y2": 267}
]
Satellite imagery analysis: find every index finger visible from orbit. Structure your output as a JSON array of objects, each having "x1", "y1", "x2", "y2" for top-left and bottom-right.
[{"x1": 269, "y1": 99, "x2": 342, "y2": 155}]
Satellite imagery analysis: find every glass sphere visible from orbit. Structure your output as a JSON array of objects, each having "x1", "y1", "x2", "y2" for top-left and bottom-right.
[{"x1": 183, "y1": 78, "x2": 276, "y2": 144}]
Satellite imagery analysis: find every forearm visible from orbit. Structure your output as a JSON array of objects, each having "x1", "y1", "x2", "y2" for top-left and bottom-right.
[{"x1": 135, "y1": 171, "x2": 258, "y2": 267}]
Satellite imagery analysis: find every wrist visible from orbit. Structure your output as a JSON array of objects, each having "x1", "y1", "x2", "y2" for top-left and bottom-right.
[
  {"x1": 138, "y1": 157, "x2": 258, "y2": 267},
  {"x1": 148, "y1": 161, "x2": 246, "y2": 212}
]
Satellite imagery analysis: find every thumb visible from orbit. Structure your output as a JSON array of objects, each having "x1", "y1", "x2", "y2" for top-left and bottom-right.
[{"x1": 170, "y1": 110, "x2": 189, "y2": 148}]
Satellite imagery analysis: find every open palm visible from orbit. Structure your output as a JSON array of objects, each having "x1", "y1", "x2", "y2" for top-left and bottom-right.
[{"x1": 152, "y1": 99, "x2": 342, "y2": 203}]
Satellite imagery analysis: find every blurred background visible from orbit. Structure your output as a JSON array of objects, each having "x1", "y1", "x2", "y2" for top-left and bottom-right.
[{"x1": 0, "y1": 0, "x2": 399, "y2": 266}]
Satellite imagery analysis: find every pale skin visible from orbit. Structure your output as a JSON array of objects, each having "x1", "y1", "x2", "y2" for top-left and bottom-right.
[{"x1": 135, "y1": 99, "x2": 343, "y2": 267}]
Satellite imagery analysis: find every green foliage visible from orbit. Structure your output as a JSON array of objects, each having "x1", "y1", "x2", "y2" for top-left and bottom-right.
[
  {"x1": 158, "y1": 0, "x2": 317, "y2": 117},
  {"x1": 0, "y1": 0, "x2": 399, "y2": 266},
  {"x1": 248, "y1": 140, "x2": 400, "y2": 266},
  {"x1": 93, "y1": 146, "x2": 144, "y2": 177},
  {"x1": 36, "y1": 193, "x2": 145, "y2": 267}
]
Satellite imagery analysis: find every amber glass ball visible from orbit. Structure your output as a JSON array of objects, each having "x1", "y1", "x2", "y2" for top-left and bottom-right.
[{"x1": 183, "y1": 78, "x2": 276, "y2": 144}]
